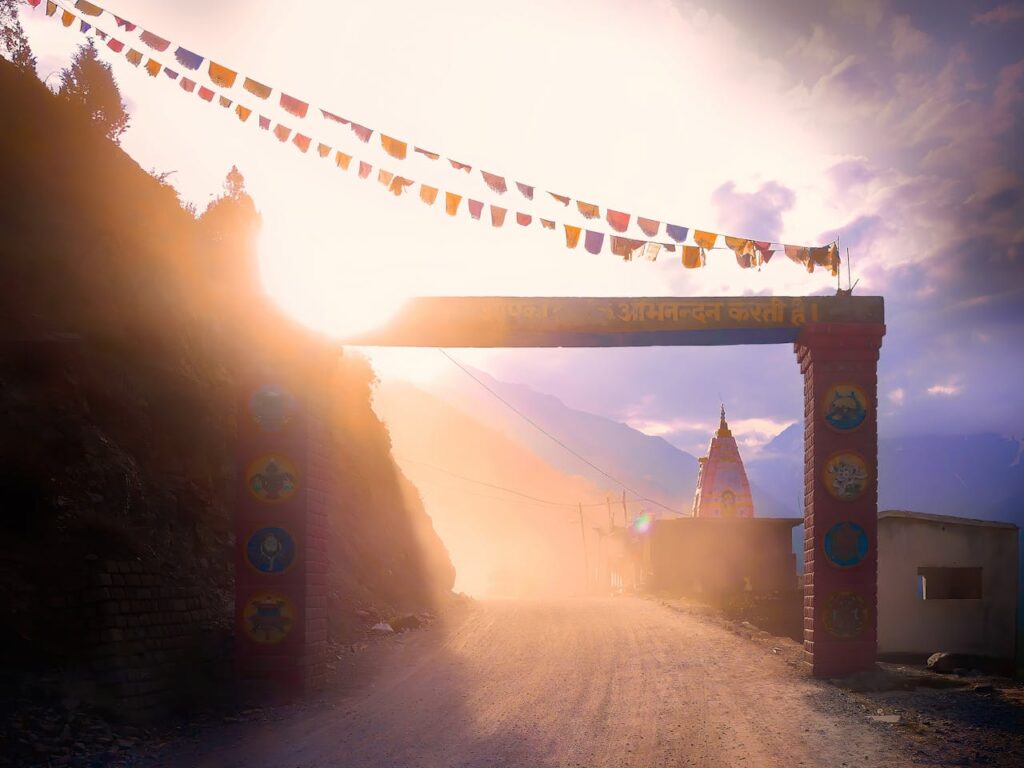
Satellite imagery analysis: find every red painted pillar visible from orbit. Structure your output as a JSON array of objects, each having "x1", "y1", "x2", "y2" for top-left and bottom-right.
[
  {"x1": 234, "y1": 349, "x2": 332, "y2": 698},
  {"x1": 796, "y1": 322, "x2": 885, "y2": 677}
]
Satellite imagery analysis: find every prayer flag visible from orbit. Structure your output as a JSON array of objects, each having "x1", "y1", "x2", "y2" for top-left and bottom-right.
[
  {"x1": 236, "y1": 105, "x2": 251, "y2": 122},
  {"x1": 125, "y1": 50, "x2": 143, "y2": 67},
  {"x1": 27, "y1": 0, "x2": 41, "y2": 7},
  {"x1": 381, "y1": 135, "x2": 408, "y2": 160},
  {"x1": 334, "y1": 151, "x2": 352, "y2": 170},
  {"x1": 754, "y1": 240, "x2": 774, "y2": 264},
  {"x1": 74, "y1": 1, "x2": 101, "y2": 16},
  {"x1": 445, "y1": 192, "x2": 462, "y2": 216},
  {"x1": 45, "y1": 1, "x2": 56, "y2": 17},
  {"x1": 293, "y1": 133, "x2": 311, "y2": 153},
  {"x1": 584, "y1": 230, "x2": 604, "y2": 255},
  {"x1": 414, "y1": 147, "x2": 439, "y2": 160},
  {"x1": 482, "y1": 171, "x2": 507, "y2": 195},
  {"x1": 540, "y1": 219, "x2": 555, "y2": 230},
  {"x1": 681, "y1": 246, "x2": 702, "y2": 269},
  {"x1": 693, "y1": 230, "x2": 718, "y2": 250},
  {"x1": 516, "y1": 212, "x2": 532, "y2": 227},
  {"x1": 665, "y1": 224, "x2": 688, "y2": 243},
  {"x1": 258, "y1": 115, "x2": 271, "y2": 130},
  {"x1": 784, "y1": 245, "x2": 808, "y2": 266},
  {"x1": 79, "y1": 21, "x2": 90, "y2": 33},
  {"x1": 642, "y1": 243, "x2": 661, "y2": 261},
  {"x1": 273, "y1": 124, "x2": 291, "y2": 142},
  {"x1": 389, "y1": 176, "x2": 413, "y2": 196},
  {"x1": 180, "y1": 78, "x2": 196, "y2": 93},
  {"x1": 243, "y1": 77, "x2": 271, "y2": 99},
  {"x1": 218, "y1": 96, "x2": 231, "y2": 108},
  {"x1": 280, "y1": 93, "x2": 308, "y2": 118},
  {"x1": 377, "y1": 169, "x2": 394, "y2": 187},
  {"x1": 174, "y1": 47, "x2": 203, "y2": 71},
  {"x1": 350, "y1": 123, "x2": 372, "y2": 143},
  {"x1": 611, "y1": 236, "x2": 643, "y2": 260},
  {"x1": 317, "y1": 143, "x2": 331, "y2": 158},
  {"x1": 576, "y1": 201, "x2": 599, "y2": 219},
  {"x1": 516, "y1": 182, "x2": 535, "y2": 200},
  {"x1": 449, "y1": 159, "x2": 472, "y2": 172},
  {"x1": 419, "y1": 185, "x2": 439, "y2": 205},
  {"x1": 358, "y1": 161, "x2": 372, "y2": 179},
  {"x1": 490, "y1": 206, "x2": 507, "y2": 227},
  {"x1": 606, "y1": 210, "x2": 630, "y2": 233},
  {"x1": 95, "y1": 30, "x2": 108, "y2": 40},
  {"x1": 106, "y1": 38, "x2": 124, "y2": 53},
  {"x1": 114, "y1": 17, "x2": 135, "y2": 31},
  {"x1": 549, "y1": 192, "x2": 570, "y2": 206},
  {"x1": 144, "y1": 59, "x2": 161, "y2": 77},
  {"x1": 321, "y1": 109, "x2": 347, "y2": 123},
  {"x1": 140, "y1": 31, "x2": 171, "y2": 52},
  {"x1": 467, "y1": 199, "x2": 484, "y2": 220},
  {"x1": 164, "y1": 68, "x2": 179, "y2": 81},
  {"x1": 209, "y1": 62, "x2": 237, "y2": 88},
  {"x1": 198, "y1": 86, "x2": 214, "y2": 102},
  {"x1": 564, "y1": 225, "x2": 582, "y2": 248},
  {"x1": 637, "y1": 217, "x2": 660, "y2": 237},
  {"x1": 61, "y1": 10, "x2": 74, "y2": 27}
]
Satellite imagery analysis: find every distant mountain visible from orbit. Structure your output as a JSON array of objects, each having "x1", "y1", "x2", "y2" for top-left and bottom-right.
[{"x1": 423, "y1": 367, "x2": 792, "y2": 518}]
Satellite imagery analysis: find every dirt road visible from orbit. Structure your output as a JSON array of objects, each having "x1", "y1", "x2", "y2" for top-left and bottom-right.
[{"x1": 143, "y1": 598, "x2": 934, "y2": 767}]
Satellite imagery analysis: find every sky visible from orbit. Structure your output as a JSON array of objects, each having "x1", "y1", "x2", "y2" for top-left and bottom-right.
[{"x1": 16, "y1": 0, "x2": 1024, "y2": 456}]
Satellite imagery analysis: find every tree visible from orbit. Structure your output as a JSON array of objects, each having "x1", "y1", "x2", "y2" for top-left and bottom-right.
[
  {"x1": 58, "y1": 39, "x2": 129, "y2": 143},
  {"x1": 0, "y1": 0, "x2": 36, "y2": 72},
  {"x1": 223, "y1": 165, "x2": 246, "y2": 201}
]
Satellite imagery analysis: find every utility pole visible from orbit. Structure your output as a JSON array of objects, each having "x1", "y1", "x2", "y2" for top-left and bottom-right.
[
  {"x1": 621, "y1": 489, "x2": 629, "y2": 527},
  {"x1": 578, "y1": 502, "x2": 589, "y2": 594},
  {"x1": 606, "y1": 495, "x2": 614, "y2": 530}
]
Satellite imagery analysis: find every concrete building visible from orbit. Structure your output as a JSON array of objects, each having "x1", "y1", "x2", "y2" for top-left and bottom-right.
[{"x1": 877, "y1": 510, "x2": 1019, "y2": 667}]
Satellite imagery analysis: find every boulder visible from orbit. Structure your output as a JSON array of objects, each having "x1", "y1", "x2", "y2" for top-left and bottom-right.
[
  {"x1": 370, "y1": 622, "x2": 394, "y2": 635},
  {"x1": 390, "y1": 614, "x2": 423, "y2": 633},
  {"x1": 927, "y1": 652, "x2": 972, "y2": 674}
]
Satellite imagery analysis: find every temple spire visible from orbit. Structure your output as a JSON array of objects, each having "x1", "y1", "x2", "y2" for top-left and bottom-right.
[{"x1": 717, "y1": 403, "x2": 731, "y2": 437}]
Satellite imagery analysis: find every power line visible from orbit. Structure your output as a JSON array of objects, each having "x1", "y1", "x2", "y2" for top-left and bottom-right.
[{"x1": 436, "y1": 349, "x2": 687, "y2": 516}]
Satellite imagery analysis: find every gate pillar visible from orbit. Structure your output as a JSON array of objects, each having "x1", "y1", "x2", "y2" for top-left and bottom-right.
[
  {"x1": 796, "y1": 322, "x2": 885, "y2": 677},
  {"x1": 234, "y1": 347, "x2": 333, "y2": 699}
]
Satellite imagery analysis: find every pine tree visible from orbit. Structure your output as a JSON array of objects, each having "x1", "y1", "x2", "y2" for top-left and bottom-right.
[
  {"x1": 223, "y1": 165, "x2": 246, "y2": 201},
  {"x1": 59, "y1": 39, "x2": 129, "y2": 143},
  {"x1": 0, "y1": 0, "x2": 36, "y2": 72}
]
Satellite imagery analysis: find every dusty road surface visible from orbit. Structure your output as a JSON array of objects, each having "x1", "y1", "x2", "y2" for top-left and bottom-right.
[{"x1": 142, "y1": 598, "x2": 937, "y2": 768}]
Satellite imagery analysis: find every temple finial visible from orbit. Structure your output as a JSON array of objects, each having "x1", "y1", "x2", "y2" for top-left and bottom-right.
[{"x1": 717, "y1": 403, "x2": 731, "y2": 437}]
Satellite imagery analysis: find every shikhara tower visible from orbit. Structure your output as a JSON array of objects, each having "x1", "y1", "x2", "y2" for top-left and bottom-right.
[{"x1": 691, "y1": 405, "x2": 755, "y2": 518}]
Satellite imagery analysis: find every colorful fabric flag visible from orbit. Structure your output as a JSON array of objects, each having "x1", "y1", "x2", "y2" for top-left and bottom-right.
[
  {"x1": 754, "y1": 241, "x2": 774, "y2": 264},
  {"x1": 209, "y1": 62, "x2": 237, "y2": 88},
  {"x1": 607, "y1": 210, "x2": 630, "y2": 233},
  {"x1": 144, "y1": 59, "x2": 161, "y2": 77},
  {"x1": 516, "y1": 212, "x2": 532, "y2": 227},
  {"x1": 236, "y1": 105, "x2": 251, "y2": 122},
  {"x1": 27, "y1": 0, "x2": 41, "y2": 8},
  {"x1": 273, "y1": 124, "x2": 291, "y2": 142},
  {"x1": 549, "y1": 192, "x2": 570, "y2": 206},
  {"x1": 198, "y1": 86, "x2": 214, "y2": 102},
  {"x1": 381, "y1": 135, "x2": 407, "y2": 160},
  {"x1": 106, "y1": 38, "x2": 124, "y2": 53},
  {"x1": 414, "y1": 147, "x2": 439, "y2": 160},
  {"x1": 321, "y1": 109, "x2": 346, "y2": 123},
  {"x1": 389, "y1": 176, "x2": 413, "y2": 196},
  {"x1": 163, "y1": 68, "x2": 179, "y2": 81},
  {"x1": 358, "y1": 161, "x2": 372, "y2": 179},
  {"x1": 540, "y1": 218, "x2": 555, "y2": 230},
  {"x1": 490, "y1": 206, "x2": 507, "y2": 227},
  {"x1": 445, "y1": 192, "x2": 462, "y2": 216},
  {"x1": 218, "y1": 96, "x2": 231, "y2": 108},
  {"x1": 317, "y1": 143, "x2": 331, "y2": 158},
  {"x1": 61, "y1": 10, "x2": 75, "y2": 27},
  {"x1": 243, "y1": 77, "x2": 271, "y2": 99},
  {"x1": 95, "y1": 29, "x2": 108, "y2": 40},
  {"x1": 726, "y1": 237, "x2": 754, "y2": 268},
  {"x1": 784, "y1": 245, "x2": 808, "y2": 266},
  {"x1": 516, "y1": 182, "x2": 535, "y2": 200},
  {"x1": 180, "y1": 78, "x2": 196, "y2": 93},
  {"x1": 45, "y1": 1, "x2": 56, "y2": 17},
  {"x1": 681, "y1": 246, "x2": 702, "y2": 269},
  {"x1": 140, "y1": 31, "x2": 171, "y2": 52},
  {"x1": 637, "y1": 218, "x2": 660, "y2": 237},
  {"x1": 74, "y1": 1, "x2": 102, "y2": 16},
  {"x1": 293, "y1": 133, "x2": 311, "y2": 153},
  {"x1": 350, "y1": 123, "x2": 373, "y2": 143},
  {"x1": 467, "y1": 199, "x2": 484, "y2": 220},
  {"x1": 584, "y1": 230, "x2": 604, "y2": 255},
  {"x1": 113, "y1": 16, "x2": 135, "y2": 31},
  {"x1": 335, "y1": 151, "x2": 352, "y2": 170},
  {"x1": 377, "y1": 169, "x2": 394, "y2": 187},
  {"x1": 665, "y1": 224, "x2": 689, "y2": 243},
  {"x1": 564, "y1": 225, "x2": 581, "y2": 249},
  {"x1": 642, "y1": 243, "x2": 661, "y2": 261},
  {"x1": 482, "y1": 171, "x2": 507, "y2": 195},
  {"x1": 449, "y1": 159, "x2": 472, "y2": 172},
  {"x1": 280, "y1": 93, "x2": 308, "y2": 118},
  {"x1": 611, "y1": 236, "x2": 644, "y2": 260},
  {"x1": 419, "y1": 185, "x2": 438, "y2": 205},
  {"x1": 79, "y1": 21, "x2": 90, "y2": 33},
  {"x1": 693, "y1": 230, "x2": 718, "y2": 250},
  {"x1": 576, "y1": 201, "x2": 599, "y2": 219},
  {"x1": 258, "y1": 115, "x2": 271, "y2": 130},
  {"x1": 125, "y1": 49, "x2": 143, "y2": 67},
  {"x1": 174, "y1": 47, "x2": 203, "y2": 71}
]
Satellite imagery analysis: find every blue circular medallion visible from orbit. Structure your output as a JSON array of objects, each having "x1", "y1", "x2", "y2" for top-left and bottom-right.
[
  {"x1": 823, "y1": 521, "x2": 869, "y2": 568},
  {"x1": 822, "y1": 384, "x2": 868, "y2": 432},
  {"x1": 246, "y1": 527, "x2": 296, "y2": 574}
]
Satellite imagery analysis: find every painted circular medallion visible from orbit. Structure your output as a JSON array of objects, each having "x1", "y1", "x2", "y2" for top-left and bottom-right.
[
  {"x1": 823, "y1": 521, "x2": 869, "y2": 568},
  {"x1": 822, "y1": 591, "x2": 870, "y2": 639},
  {"x1": 821, "y1": 383, "x2": 869, "y2": 432},
  {"x1": 822, "y1": 452, "x2": 869, "y2": 502},
  {"x1": 246, "y1": 454, "x2": 298, "y2": 504},
  {"x1": 248, "y1": 384, "x2": 297, "y2": 432},
  {"x1": 246, "y1": 526, "x2": 297, "y2": 574},
  {"x1": 241, "y1": 592, "x2": 295, "y2": 645}
]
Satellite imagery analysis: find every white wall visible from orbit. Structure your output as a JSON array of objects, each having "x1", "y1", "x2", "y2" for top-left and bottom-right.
[{"x1": 878, "y1": 513, "x2": 1018, "y2": 660}]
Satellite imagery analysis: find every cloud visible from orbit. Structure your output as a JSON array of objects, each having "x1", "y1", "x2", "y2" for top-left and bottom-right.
[
  {"x1": 889, "y1": 388, "x2": 905, "y2": 405},
  {"x1": 710, "y1": 181, "x2": 796, "y2": 241},
  {"x1": 927, "y1": 382, "x2": 963, "y2": 396},
  {"x1": 972, "y1": 4, "x2": 1024, "y2": 25}
]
